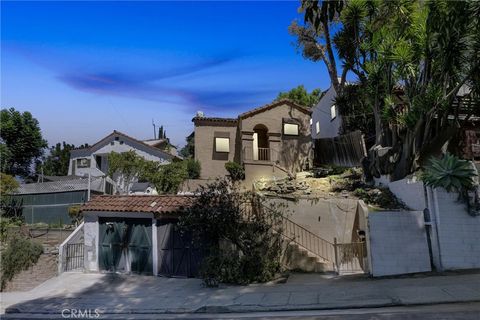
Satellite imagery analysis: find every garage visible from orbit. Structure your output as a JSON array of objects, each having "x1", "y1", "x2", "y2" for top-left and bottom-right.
[
  {"x1": 81, "y1": 195, "x2": 204, "y2": 277},
  {"x1": 99, "y1": 217, "x2": 153, "y2": 274}
]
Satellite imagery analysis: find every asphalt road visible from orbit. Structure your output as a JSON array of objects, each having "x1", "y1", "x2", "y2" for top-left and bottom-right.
[{"x1": 2, "y1": 302, "x2": 480, "y2": 319}]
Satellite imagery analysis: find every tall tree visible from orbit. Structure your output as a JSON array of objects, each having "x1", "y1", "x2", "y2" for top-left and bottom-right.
[
  {"x1": 38, "y1": 142, "x2": 76, "y2": 176},
  {"x1": 0, "y1": 108, "x2": 47, "y2": 177},
  {"x1": 292, "y1": 0, "x2": 480, "y2": 180},
  {"x1": 275, "y1": 85, "x2": 324, "y2": 107},
  {"x1": 180, "y1": 132, "x2": 195, "y2": 158}
]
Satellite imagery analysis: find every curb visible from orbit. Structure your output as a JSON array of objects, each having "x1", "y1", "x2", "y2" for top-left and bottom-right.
[{"x1": 5, "y1": 298, "x2": 480, "y2": 316}]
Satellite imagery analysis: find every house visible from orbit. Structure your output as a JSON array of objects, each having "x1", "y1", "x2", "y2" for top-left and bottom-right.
[
  {"x1": 193, "y1": 99, "x2": 312, "y2": 185},
  {"x1": 68, "y1": 130, "x2": 179, "y2": 193},
  {"x1": 63, "y1": 195, "x2": 205, "y2": 277},
  {"x1": 10, "y1": 176, "x2": 115, "y2": 225},
  {"x1": 311, "y1": 86, "x2": 341, "y2": 139},
  {"x1": 129, "y1": 182, "x2": 158, "y2": 195}
]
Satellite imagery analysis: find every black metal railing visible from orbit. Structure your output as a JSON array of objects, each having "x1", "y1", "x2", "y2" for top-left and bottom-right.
[{"x1": 63, "y1": 242, "x2": 84, "y2": 272}]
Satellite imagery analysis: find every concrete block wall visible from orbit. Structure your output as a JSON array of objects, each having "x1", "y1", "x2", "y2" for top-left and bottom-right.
[
  {"x1": 367, "y1": 211, "x2": 431, "y2": 277},
  {"x1": 429, "y1": 188, "x2": 480, "y2": 270},
  {"x1": 374, "y1": 175, "x2": 426, "y2": 211}
]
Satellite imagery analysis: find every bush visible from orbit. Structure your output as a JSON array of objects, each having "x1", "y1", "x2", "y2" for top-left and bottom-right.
[
  {"x1": 185, "y1": 158, "x2": 201, "y2": 179},
  {"x1": 1, "y1": 234, "x2": 43, "y2": 290},
  {"x1": 178, "y1": 179, "x2": 284, "y2": 284},
  {"x1": 225, "y1": 161, "x2": 245, "y2": 181}
]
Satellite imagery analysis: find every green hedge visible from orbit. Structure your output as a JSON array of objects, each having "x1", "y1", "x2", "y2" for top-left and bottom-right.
[{"x1": 1, "y1": 235, "x2": 43, "y2": 290}]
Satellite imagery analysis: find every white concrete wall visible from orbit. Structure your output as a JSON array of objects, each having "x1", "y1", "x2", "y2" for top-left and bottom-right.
[
  {"x1": 311, "y1": 86, "x2": 342, "y2": 139},
  {"x1": 428, "y1": 188, "x2": 480, "y2": 270},
  {"x1": 374, "y1": 175, "x2": 426, "y2": 211},
  {"x1": 367, "y1": 211, "x2": 431, "y2": 277},
  {"x1": 267, "y1": 197, "x2": 358, "y2": 243}
]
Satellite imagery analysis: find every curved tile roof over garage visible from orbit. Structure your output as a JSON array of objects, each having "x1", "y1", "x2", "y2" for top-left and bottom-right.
[{"x1": 81, "y1": 195, "x2": 196, "y2": 214}]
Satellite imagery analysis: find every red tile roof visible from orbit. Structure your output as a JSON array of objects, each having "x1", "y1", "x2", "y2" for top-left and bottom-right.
[{"x1": 81, "y1": 195, "x2": 196, "y2": 215}]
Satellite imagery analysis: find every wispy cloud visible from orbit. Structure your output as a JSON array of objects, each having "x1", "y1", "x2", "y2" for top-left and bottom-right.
[{"x1": 55, "y1": 52, "x2": 275, "y2": 114}]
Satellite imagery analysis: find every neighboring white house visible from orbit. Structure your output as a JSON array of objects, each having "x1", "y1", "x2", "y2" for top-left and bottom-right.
[
  {"x1": 68, "y1": 130, "x2": 177, "y2": 193},
  {"x1": 311, "y1": 86, "x2": 342, "y2": 139}
]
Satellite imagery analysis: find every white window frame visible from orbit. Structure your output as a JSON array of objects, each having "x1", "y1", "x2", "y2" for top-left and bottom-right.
[
  {"x1": 316, "y1": 121, "x2": 320, "y2": 134},
  {"x1": 283, "y1": 123, "x2": 299, "y2": 136},
  {"x1": 215, "y1": 137, "x2": 230, "y2": 153},
  {"x1": 330, "y1": 104, "x2": 337, "y2": 120}
]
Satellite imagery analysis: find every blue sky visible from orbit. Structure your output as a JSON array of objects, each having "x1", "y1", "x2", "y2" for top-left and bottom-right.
[{"x1": 1, "y1": 1, "x2": 331, "y2": 148}]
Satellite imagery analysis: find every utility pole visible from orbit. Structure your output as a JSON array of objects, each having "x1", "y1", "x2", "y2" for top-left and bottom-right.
[{"x1": 152, "y1": 119, "x2": 157, "y2": 139}]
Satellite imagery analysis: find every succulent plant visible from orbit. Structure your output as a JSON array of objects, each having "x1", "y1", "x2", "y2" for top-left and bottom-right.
[{"x1": 422, "y1": 153, "x2": 477, "y2": 192}]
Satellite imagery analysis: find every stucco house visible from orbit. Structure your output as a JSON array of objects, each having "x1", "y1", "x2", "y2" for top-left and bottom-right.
[
  {"x1": 68, "y1": 130, "x2": 178, "y2": 193},
  {"x1": 193, "y1": 99, "x2": 312, "y2": 185}
]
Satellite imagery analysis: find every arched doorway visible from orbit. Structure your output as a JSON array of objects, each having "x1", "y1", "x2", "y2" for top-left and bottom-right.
[{"x1": 253, "y1": 124, "x2": 269, "y2": 161}]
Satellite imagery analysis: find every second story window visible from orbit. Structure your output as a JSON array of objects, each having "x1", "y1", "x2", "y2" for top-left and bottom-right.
[
  {"x1": 330, "y1": 104, "x2": 337, "y2": 120},
  {"x1": 215, "y1": 137, "x2": 230, "y2": 153},
  {"x1": 76, "y1": 158, "x2": 91, "y2": 168},
  {"x1": 316, "y1": 121, "x2": 320, "y2": 134},
  {"x1": 283, "y1": 123, "x2": 299, "y2": 136}
]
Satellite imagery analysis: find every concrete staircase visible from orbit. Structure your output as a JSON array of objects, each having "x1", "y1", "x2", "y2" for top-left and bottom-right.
[
  {"x1": 3, "y1": 252, "x2": 58, "y2": 292},
  {"x1": 283, "y1": 243, "x2": 334, "y2": 273}
]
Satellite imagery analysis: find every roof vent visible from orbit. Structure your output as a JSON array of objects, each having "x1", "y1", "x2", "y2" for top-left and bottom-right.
[{"x1": 196, "y1": 111, "x2": 204, "y2": 118}]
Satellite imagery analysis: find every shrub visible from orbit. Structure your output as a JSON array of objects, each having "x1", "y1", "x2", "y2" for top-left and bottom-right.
[
  {"x1": 68, "y1": 205, "x2": 83, "y2": 225},
  {"x1": 224, "y1": 162, "x2": 245, "y2": 181},
  {"x1": 1, "y1": 234, "x2": 43, "y2": 290},
  {"x1": 185, "y1": 158, "x2": 201, "y2": 179},
  {"x1": 421, "y1": 153, "x2": 477, "y2": 192},
  {"x1": 178, "y1": 179, "x2": 285, "y2": 284}
]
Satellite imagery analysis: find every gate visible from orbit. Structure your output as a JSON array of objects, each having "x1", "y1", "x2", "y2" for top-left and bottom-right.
[
  {"x1": 157, "y1": 220, "x2": 205, "y2": 277},
  {"x1": 64, "y1": 243, "x2": 84, "y2": 272},
  {"x1": 334, "y1": 240, "x2": 367, "y2": 274}
]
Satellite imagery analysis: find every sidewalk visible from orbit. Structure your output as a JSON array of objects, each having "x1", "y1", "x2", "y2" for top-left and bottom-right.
[{"x1": 1, "y1": 271, "x2": 480, "y2": 316}]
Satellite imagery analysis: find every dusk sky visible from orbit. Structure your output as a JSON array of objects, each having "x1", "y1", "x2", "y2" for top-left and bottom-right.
[{"x1": 1, "y1": 1, "x2": 332, "y2": 148}]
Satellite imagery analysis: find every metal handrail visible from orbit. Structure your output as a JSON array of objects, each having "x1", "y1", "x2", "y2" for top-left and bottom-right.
[{"x1": 242, "y1": 202, "x2": 336, "y2": 263}]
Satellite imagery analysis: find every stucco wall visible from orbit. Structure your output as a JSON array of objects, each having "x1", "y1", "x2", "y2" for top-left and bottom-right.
[
  {"x1": 267, "y1": 197, "x2": 358, "y2": 243},
  {"x1": 311, "y1": 86, "x2": 342, "y2": 139},
  {"x1": 367, "y1": 211, "x2": 431, "y2": 277},
  {"x1": 194, "y1": 124, "x2": 238, "y2": 179},
  {"x1": 428, "y1": 188, "x2": 480, "y2": 270},
  {"x1": 241, "y1": 103, "x2": 312, "y2": 173}
]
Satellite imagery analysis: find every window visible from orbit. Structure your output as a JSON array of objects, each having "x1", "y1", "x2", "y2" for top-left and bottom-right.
[
  {"x1": 114, "y1": 136, "x2": 119, "y2": 141},
  {"x1": 95, "y1": 155, "x2": 102, "y2": 170},
  {"x1": 283, "y1": 123, "x2": 299, "y2": 136},
  {"x1": 76, "y1": 158, "x2": 91, "y2": 168},
  {"x1": 215, "y1": 137, "x2": 230, "y2": 153},
  {"x1": 330, "y1": 104, "x2": 337, "y2": 120},
  {"x1": 316, "y1": 121, "x2": 320, "y2": 134}
]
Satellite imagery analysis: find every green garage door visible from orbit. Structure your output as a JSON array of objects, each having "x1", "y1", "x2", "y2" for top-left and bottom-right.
[{"x1": 99, "y1": 217, "x2": 153, "y2": 274}]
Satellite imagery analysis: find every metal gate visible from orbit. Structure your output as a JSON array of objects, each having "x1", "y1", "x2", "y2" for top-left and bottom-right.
[
  {"x1": 99, "y1": 218, "x2": 153, "y2": 274},
  {"x1": 334, "y1": 240, "x2": 367, "y2": 274},
  {"x1": 157, "y1": 220, "x2": 205, "y2": 277},
  {"x1": 64, "y1": 243, "x2": 84, "y2": 272}
]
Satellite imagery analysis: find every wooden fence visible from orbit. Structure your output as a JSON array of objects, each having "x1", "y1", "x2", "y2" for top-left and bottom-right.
[{"x1": 314, "y1": 131, "x2": 367, "y2": 167}]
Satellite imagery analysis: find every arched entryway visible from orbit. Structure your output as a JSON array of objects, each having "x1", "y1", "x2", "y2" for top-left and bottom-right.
[{"x1": 253, "y1": 124, "x2": 269, "y2": 161}]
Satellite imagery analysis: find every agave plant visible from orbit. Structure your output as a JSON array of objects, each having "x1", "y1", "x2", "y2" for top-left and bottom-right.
[{"x1": 422, "y1": 153, "x2": 477, "y2": 193}]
